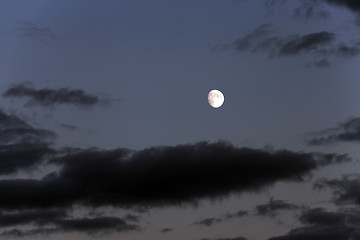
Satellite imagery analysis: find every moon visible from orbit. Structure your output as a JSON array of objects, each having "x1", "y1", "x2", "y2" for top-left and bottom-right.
[{"x1": 208, "y1": 90, "x2": 224, "y2": 108}]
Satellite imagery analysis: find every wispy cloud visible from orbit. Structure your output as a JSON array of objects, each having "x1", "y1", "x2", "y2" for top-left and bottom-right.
[
  {"x1": 306, "y1": 117, "x2": 360, "y2": 145},
  {"x1": 255, "y1": 198, "x2": 303, "y2": 217},
  {"x1": 212, "y1": 24, "x2": 360, "y2": 67},
  {"x1": 7, "y1": 21, "x2": 56, "y2": 40},
  {"x1": 4, "y1": 84, "x2": 111, "y2": 109},
  {"x1": 268, "y1": 207, "x2": 360, "y2": 240}
]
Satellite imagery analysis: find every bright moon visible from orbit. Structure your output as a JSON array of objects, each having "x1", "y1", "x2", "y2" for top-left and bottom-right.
[{"x1": 208, "y1": 90, "x2": 224, "y2": 108}]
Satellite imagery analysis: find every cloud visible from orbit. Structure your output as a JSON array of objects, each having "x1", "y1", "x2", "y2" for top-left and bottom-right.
[
  {"x1": 314, "y1": 175, "x2": 360, "y2": 206},
  {"x1": 255, "y1": 198, "x2": 302, "y2": 217},
  {"x1": 194, "y1": 217, "x2": 222, "y2": 227},
  {"x1": 268, "y1": 207, "x2": 360, "y2": 240},
  {"x1": 0, "y1": 109, "x2": 55, "y2": 175},
  {"x1": 278, "y1": 31, "x2": 334, "y2": 56},
  {"x1": 0, "y1": 209, "x2": 66, "y2": 227},
  {"x1": 0, "y1": 141, "x2": 350, "y2": 211},
  {"x1": 323, "y1": 0, "x2": 360, "y2": 13},
  {"x1": 224, "y1": 210, "x2": 249, "y2": 219},
  {"x1": 0, "y1": 217, "x2": 139, "y2": 237},
  {"x1": 201, "y1": 237, "x2": 247, "y2": 240},
  {"x1": 193, "y1": 209, "x2": 248, "y2": 227},
  {"x1": 0, "y1": 207, "x2": 140, "y2": 237},
  {"x1": 293, "y1": 0, "x2": 331, "y2": 21},
  {"x1": 306, "y1": 117, "x2": 360, "y2": 145},
  {"x1": 160, "y1": 228, "x2": 173, "y2": 233},
  {"x1": 3, "y1": 84, "x2": 109, "y2": 108},
  {"x1": 213, "y1": 24, "x2": 360, "y2": 67},
  {"x1": 8, "y1": 21, "x2": 56, "y2": 40}
]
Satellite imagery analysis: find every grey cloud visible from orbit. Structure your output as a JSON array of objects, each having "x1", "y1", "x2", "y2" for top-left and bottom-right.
[
  {"x1": 3, "y1": 84, "x2": 108, "y2": 108},
  {"x1": 0, "y1": 109, "x2": 55, "y2": 175},
  {"x1": 255, "y1": 198, "x2": 302, "y2": 217},
  {"x1": 306, "y1": 117, "x2": 360, "y2": 145},
  {"x1": 213, "y1": 24, "x2": 360, "y2": 67},
  {"x1": 314, "y1": 175, "x2": 360, "y2": 206},
  {"x1": 194, "y1": 217, "x2": 222, "y2": 227},
  {"x1": 0, "y1": 217, "x2": 139, "y2": 237},
  {"x1": 268, "y1": 207, "x2": 360, "y2": 240},
  {"x1": 160, "y1": 228, "x2": 173, "y2": 233},
  {"x1": 293, "y1": 0, "x2": 331, "y2": 21},
  {"x1": 224, "y1": 210, "x2": 248, "y2": 219},
  {"x1": 8, "y1": 21, "x2": 56, "y2": 40},
  {"x1": 194, "y1": 210, "x2": 248, "y2": 227}
]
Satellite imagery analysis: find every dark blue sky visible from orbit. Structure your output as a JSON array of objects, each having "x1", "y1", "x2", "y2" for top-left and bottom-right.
[{"x1": 1, "y1": 1, "x2": 360, "y2": 240}]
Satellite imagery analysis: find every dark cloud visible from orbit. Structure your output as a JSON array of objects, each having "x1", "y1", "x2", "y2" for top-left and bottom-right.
[
  {"x1": 323, "y1": 0, "x2": 360, "y2": 13},
  {"x1": 0, "y1": 141, "x2": 349, "y2": 211},
  {"x1": 8, "y1": 21, "x2": 56, "y2": 40},
  {"x1": 268, "y1": 207, "x2": 360, "y2": 240},
  {"x1": 255, "y1": 198, "x2": 302, "y2": 217},
  {"x1": 0, "y1": 209, "x2": 66, "y2": 227},
  {"x1": 313, "y1": 58, "x2": 331, "y2": 68},
  {"x1": 306, "y1": 117, "x2": 360, "y2": 145},
  {"x1": 59, "y1": 123, "x2": 78, "y2": 131},
  {"x1": 314, "y1": 175, "x2": 360, "y2": 206},
  {"x1": 293, "y1": 0, "x2": 331, "y2": 21},
  {"x1": 0, "y1": 228, "x2": 57, "y2": 238},
  {"x1": 0, "y1": 109, "x2": 55, "y2": 175},
  {"x1": 199, "y1": 238, "x2": 247, "y2": 240},
  {"x1": 194, "y1": 210, "x2": 248, "y2": 227},
  {"x1": 124, "y1": 214, "x2": 140, "y2": 222},
  {"x1": 224, "y1": 210, "x2": 248, "y2": 219},
  {"x1": 160, "y1": 228, "x2": 173, "y2": 233},
  {"x1": 0, "y1": 217, "x2": 139, "y2": 237},
  {"x1": 215, "y1": 237, "x2": 247, "y2": 240},
  {"x1": 279, "y1": 31, "x2": 334, "y2": 56},
  {"x1": 194, "y1": 217, "x2": 222, "y2": 227},
  {"x1": 0, "y1": 207, "x2": 139, "y2": 237},
  {"x1": 3, "y1": 84, "x2": 106, "y2": 108},
  {"x1": 213, "y1": 24, "x2": 360, "y2": 67},
  {"x1": 55, "y1": 217, "x2": 140, "y2": 233}
]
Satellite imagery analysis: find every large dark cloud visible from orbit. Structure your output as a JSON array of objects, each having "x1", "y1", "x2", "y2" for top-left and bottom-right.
[
  {"x1": 255, "y1": 198, "x2": 302, "y2": 217},
  {"x1": 314, "y1": 175, "x2": 360, "y2": 206},
  {"x1": 0, "y1": 109, "x2": 55, "y2": 175},
  {"x1": 3, "y1": 84, "x2": 106, "y2": 108},
  {"x1": 213, "y1": 24, "x2": 360, "y2": 67},
  {"x1": 268, "y1": 207, "x2": 360, "y2": 240},
  {"x1": 306, "y1": 117, "x2": 360, "y2": 145},
  {"x1": 0, "y1": 141, "x2": 349, "y2": 211}
]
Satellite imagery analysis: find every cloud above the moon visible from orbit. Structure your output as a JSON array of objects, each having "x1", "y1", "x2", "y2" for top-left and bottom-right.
[{"x1": 212, "y1": 24, "x2": 360, "y2": 67}]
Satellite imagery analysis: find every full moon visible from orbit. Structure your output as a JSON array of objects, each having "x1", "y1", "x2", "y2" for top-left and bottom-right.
[{"x1": 208, "y1": 89, "x2": 224, "y2": 108}]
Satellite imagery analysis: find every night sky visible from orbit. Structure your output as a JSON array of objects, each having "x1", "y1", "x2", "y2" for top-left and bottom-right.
[{"x1": 1, "y1": 1, "x2": 360, "y2": 240}]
